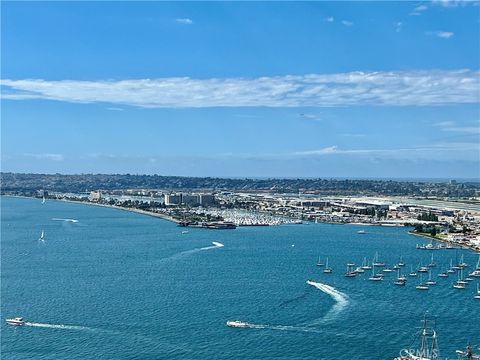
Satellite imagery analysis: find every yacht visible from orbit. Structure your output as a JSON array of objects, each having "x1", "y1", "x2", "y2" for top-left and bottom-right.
[
  {"x1": 368, "y1": 264, "x2": 383, "y2": 281},
  {"x1": 396, "y1": 269, "x2": 407, "y2": 282},
  {"x1": 428, "y1": 254, "x2": 436, "y2": 268},
  {"x1": 382, "y1": 267, "x2": 394, "y2": 273},
  {"x1": 361, "y1": 257, "x2": 372, "y2": 270},
  {"x1": 475, "y1": 284, "x2": 480, "y2": 300},
  {"x1": 372, "y1": 252, "x2": 385, "y2": 267},
  {"x1": 355, "y1": 266, "x2": 365, "y2": 274},
  {"x1": 316, "y1": 256, "x2": 325, "y2": 267},
  {"x1": 394, "y1": 314, "x2": 438, "y2": 360},
  {"x1": 226, "y1": 320, "x2": 249, "y2": 328},
  {"x1": 418, "y1": 265, "x2": 429, "y2": 273},
  {"x1": 344, "y1": 264, "x2": 357, "y2": 277},
  {"x1": 415, "y1": 274, "x2": 429, "y2": 290},
  {"x1": 409, "y1": 265, "x2": 418, "y2": 277},
  {"x1": 323, "y1": 258, "x2": 332, "y2": 274},
  {"x1": 397, "y1": 256, "x2": 406, "y2": 267},
  {"x1": 425, "y1": 272, "x2": 437, "y2": 286},
  {"x1": 6, "y1": 317, "x2": 25, "y2": 326}
]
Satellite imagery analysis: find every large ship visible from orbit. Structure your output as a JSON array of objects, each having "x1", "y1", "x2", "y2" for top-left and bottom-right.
[{"x1": 394, "y1": 315, "x2": 439, "y2": 360}]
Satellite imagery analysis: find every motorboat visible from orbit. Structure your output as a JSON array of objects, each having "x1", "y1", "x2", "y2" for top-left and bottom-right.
[
  {"x1": 226, "y1": 320, "x2": 249, "y2": 328},
  {"x1": 6, "y1": 317, "x2": 25, "y2": 326}
]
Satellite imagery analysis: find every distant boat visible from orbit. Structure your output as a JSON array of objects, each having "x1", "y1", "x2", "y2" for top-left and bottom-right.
[
  {"x1": 372, "y1": 252, "x2": 385, "y2": 267},
  {"x1": 415, "y1": 273, "x2": 429, "y2": 290},
  {"x1": 475, "y1": 284, "x2": 480, "y2": 300},
  {"x1": 394, "y1": 314, "x2": 439, "y2": 360},
  {"x1": 368, "y1": 263, "x2": 383, "y2": 281},
  {"x1": 6, "y1": 317, "x2": 25, "y2": 326},
  {"x1": 428, "y1": 254, "x2": 436, "y2": 268},
  {"x1": 323, "y1": 258, "x2": 332, "y2": 274},
  {"x1": 226, "y1": 320, "x2": 249, "y2": 328},
  {"x1": 344, "y1": 264, "x2": 357, "y2": 277},
  {"x1": 357, "y1": 230, "x2": 366, "y2": 234},
  {"x1": 425, "y1": 272, "x2": 437, "y2": 286},
  {"x1": 42, "y1": 196, "x2": 45, "y2": 204},
  {"x1": 181, "y1": 230, "x2": 189, "y2": 234},
  {"x1": 361, "y1": 257, "x2": 372, "y2": 270},
  {"x1": 409, "y1": 265, "x2": 418, "y2": 277},
  {"x1": 396, "y1": 268, "x2": 407, "y2": 282},
  {"x1": 316, "y1": 256, "x2": 325, "y2": 267},
  {"x1": 38, "y1": 230, "x2": 45, "y2": 243},
  {"x1": 397, "y1": 256, "x2": 406, "y2": 267}
]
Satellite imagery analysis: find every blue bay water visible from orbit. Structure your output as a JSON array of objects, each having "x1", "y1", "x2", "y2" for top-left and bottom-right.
[{"x1": 1, "y1": 196, "x2": 479, "y2": 359}]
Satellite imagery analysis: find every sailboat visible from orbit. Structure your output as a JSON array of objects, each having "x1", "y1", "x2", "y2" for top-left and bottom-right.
[
  {"x1": 458, "y1": 254, "x2": 468, "y2": 268},
  {"x1": 428, "y1": 254, "x2": 436, "y2": 268},
  {"x1": 373, "y1": 252, "x2": 385, "y2": 267},
  {"x1": 475, "y1": 284, "x2": 480, "y2": 300},
  {"x1": 394, "y1": 314, "x2": 439, "y2": 360},
  {"x1": 368, "y1": 263, "x2": 383, "y2": 281},
  {"x1": 323, "y1": 258, "x2": 332, "y2": 273},
  {"x1": 447, "y1": 259, "x2": 456, "y2": 274},
  {"x1": 453, "y1": 270, "x2": 466, "y2": 289},
  {"x1": 398, "y1": 256, "x2": 406, "y2": 267},
  {"x1": 415, "y1": 273, "x2": 429, "y2": 290},
  {"x1": 38, "y1": 230, "x2": 45, "y2": 243},
  {"x1": 344, "y1": 265, "x2": 357, "y2": 277},
  {"x1": 316, "y1": 256, "x2": 325, "y2": 267},
  {"x1": 394, "y1": 269, "x2": 407, "y2": 286},
  {"x1": 361, "y1": 257, "x2": 372, "y2": 270},
  {"x1": 425, "y1": 271, "x2": 437, "y2": 286},
  {"x1": 409, "y1": 265, "x2": 418, "y2": 277},
  {"x1": 42, "y1": 195, "x2": 45, "y2": 204}
]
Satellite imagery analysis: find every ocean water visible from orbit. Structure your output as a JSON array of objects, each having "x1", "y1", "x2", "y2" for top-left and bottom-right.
[{"x1": 1, "y1": 196, "x2": 479, "y2": 360}]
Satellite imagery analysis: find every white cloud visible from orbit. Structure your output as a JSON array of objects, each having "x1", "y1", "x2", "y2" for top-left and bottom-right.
[
  {"x1": 2, "y1": 70, "x2": 479, "y2": 108},
  {"x1": 409, "y1": 4, "x2": 428, "y2": 15},
  {"x1": 435, "y1": 120, "x2": 480, "y2": 134},
  {"x1": 293, "y1": 143, "x2": 479, "y2": 159},
  {"x1": 325, "y1": 16, "x2": 334, "y2": 22},
  {"x1": 341, "y1": 20, "x2": 354, "y2": 26},
  {"x1": 431, "y1": 0, "x2": 477, "y2": 7},
  {"x1": 427, "y1": 30, "x2": 454, "y2": 38},
  {"x1": 299, "y1": 113, "x2": 321, "y2": 120},
  {"x1": 106, "y1": 107, "x2": 124, "y2": 111},
  {"x1": 24, "y1": 153, "x2": 64, "y2": 161},
  {"x1": 175, "y1": 18, "x2": 193, "y2": 25}
]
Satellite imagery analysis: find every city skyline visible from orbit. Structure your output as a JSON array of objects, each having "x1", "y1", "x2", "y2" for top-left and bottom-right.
[{"x1": 1, "y1": 1, "x2": 479, "y2": 178}]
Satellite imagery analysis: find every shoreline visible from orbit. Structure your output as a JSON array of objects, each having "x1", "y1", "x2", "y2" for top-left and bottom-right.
[
  {"x1": 408, "y1": 230, "x2": 480, "y2": 253},
  {"x1": 2, "y1": 195, "x2": 180, "y2": 224}
]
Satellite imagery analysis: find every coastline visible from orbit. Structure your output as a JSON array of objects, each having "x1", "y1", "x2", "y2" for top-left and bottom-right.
[
  {"x1": 408, "y1": 230, "x2": 480, "y2": 253},
  {"x1": 2, "y1": 195, "x2": 180, "y2": 224}
]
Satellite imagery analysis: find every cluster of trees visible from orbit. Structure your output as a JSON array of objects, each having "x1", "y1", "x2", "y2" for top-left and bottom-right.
[
  {"x1": 417, "y1": 212, "x2": 438, "y2": 222},
  {"x1": 2, "y1": 172, "x2": 479, "y2": 198}
]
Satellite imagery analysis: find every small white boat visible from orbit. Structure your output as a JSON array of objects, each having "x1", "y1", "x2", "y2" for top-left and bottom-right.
[
  {"x1": 475, "y1": 284, "x2": 480, "y2": 300},
  {"x1": 6, "y1": 317, "x2": 25, "y2": 326},
  {"x1": 181, "y1": 230, "x2": 189, "y2": 234},
  {"x1": 38, "y1": 230, "x2": 45, "y2": 243},
  {"x1": 425, "y1": 272, "x2": 436, "y2": 286},
  {"x1": 323, "y1": 258, "x2": 332, "y2": 273},
  {"x1": 357, "y1": 230, "x2": 366, "y2": 234},
  {"x1": 316, "y1": 256, "x2": 324, "y2": 267},
  {"x1": 226, "y1": 320, "x2": 249, "y2": 328}
]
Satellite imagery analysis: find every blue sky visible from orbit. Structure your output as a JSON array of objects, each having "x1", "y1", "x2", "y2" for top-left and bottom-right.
[{"x1": 1, "y1": 1, "x2": 479, "y2": 179}]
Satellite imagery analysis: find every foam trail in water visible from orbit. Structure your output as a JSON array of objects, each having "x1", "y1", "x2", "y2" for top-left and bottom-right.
[
  {"x1": 160, "y1": 242, "x2": 224, "y2": 262},
  {"x1": 306, "y1": 280, "x2": 350, "y2": 323},
  {"x1": 227, "y1": 321, "x2": 320, "y2": 333},
  {"x1": 52, "y1": 218, "x2": 79, "y2": 223},
  {"x1": 25, "y1": 322, "x2": 92, "y2": 331}
]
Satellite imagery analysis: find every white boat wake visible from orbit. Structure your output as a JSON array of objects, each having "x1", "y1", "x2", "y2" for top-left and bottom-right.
[
  {"x1": 226, "y1": 320, "x2": 319, "y2": 333},
  {"x1": 306, "y1": 280, "x2": 350, "y2": 323},
  {"x1": 160, "y1": 242, "x2": 225, "y2": 262},
  {"x1": 25, "y1": 322, "x2": 92, "y2": 331},
  {"x1": 52, "y1": 218, "x2": 79, "y2": 223}
]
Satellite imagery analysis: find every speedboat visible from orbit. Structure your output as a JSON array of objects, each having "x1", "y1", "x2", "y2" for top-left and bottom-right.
[
  {"x1": 6, "y1": 317, "x2": 25, "y2": 326},
  {"x1": 226, "y1": 320, "x2": 249, "y2": 328}
]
